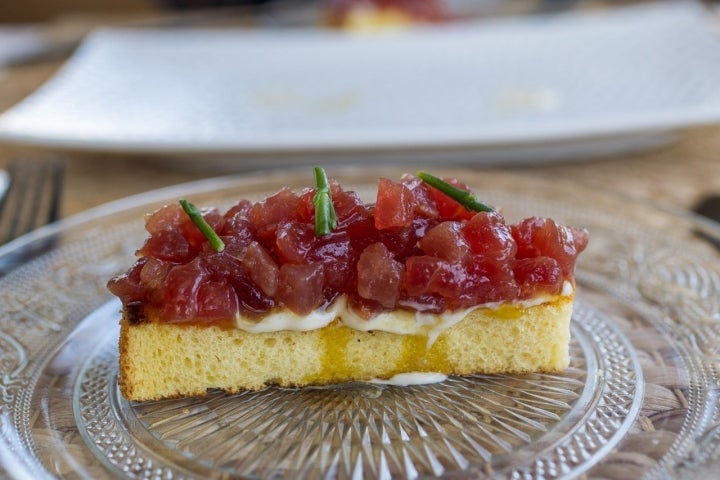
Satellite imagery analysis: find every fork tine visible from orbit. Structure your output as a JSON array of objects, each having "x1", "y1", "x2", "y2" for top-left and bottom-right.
[
  {"x1": 47, "y1": 160, "x2": 64, "y2": 224},
  {"x1": 25, "y1": 160, "x2": 64, "y2": 233},
  {"x1": 0, "y1": 162, "x2": 26, "y2": 244},
  {"x1": 9, "y1": 162, "x2": 38, "y2": 241},
  {"x1": 0, "y1": 158, "x2": 65, "y2": 245}
]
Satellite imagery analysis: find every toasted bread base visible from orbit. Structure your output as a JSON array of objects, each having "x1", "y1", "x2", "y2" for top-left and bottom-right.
[{"x1": 119, "y1": 297, "x2": 573, "y2": 401}]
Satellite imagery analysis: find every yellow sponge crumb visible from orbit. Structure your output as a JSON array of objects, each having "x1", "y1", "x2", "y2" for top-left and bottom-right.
[{"x1": 119, "y1": 296, "x2": 573, "y2": 402}]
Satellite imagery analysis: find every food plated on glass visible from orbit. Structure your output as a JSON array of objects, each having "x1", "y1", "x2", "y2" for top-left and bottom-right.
[
  {"x1": 4, "y1": 167, "x2": 719, "y2": 478},
  {"x1": 108, "y1": 169, "x2": 588, "y2": 401}
]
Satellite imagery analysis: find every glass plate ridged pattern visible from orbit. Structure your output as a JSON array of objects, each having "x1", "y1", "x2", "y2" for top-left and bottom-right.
[
  {"x1": 70, "y1": 301, "x2": 639, "y2": 479},
  {"x1": 1, "y1": 167, "x2": 719, "y2": 479}
]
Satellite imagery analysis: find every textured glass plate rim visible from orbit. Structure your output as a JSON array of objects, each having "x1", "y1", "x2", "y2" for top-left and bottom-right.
[
  {"x1": 0, "y1": 166, "x2": 719, "y2": 479},
  {"x1": 3, "y1": 165, "x2": 720, "y2": 260},
  {"x1": 66, "y1": 299, "x2": 638, "y2": 479}
]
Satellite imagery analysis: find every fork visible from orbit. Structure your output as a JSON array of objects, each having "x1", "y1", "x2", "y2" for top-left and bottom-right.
[{"x1": 0, "y1": 158, "x2": 65, "y2": 245}]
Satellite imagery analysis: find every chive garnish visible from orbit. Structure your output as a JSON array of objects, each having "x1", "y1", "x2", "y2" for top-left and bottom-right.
[
  {"x1": 312, "y1": 166, "x2": 338, "y2": 236},
  {"x1": 417, "y1": 171, "x2": 494, "y2": 213},
  {"x1": 179, "y1": 199, "x2": 225, "y2": 252}
]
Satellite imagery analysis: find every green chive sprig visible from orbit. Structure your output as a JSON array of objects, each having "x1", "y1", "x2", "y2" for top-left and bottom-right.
[
  {"x1": 417, "y1": 171, "x2": 494, "y2": 213},
  {"x1": 312, "y1": 166, "x2": 338, "y2": 236},
  {"x1": 179, "y1": 199, "x2": 225, "y2": 252}
]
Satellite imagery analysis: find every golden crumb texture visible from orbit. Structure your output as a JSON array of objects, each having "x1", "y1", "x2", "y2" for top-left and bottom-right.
[{"x1": 119, "y1": 297, "x2": 573, "y2": 401}]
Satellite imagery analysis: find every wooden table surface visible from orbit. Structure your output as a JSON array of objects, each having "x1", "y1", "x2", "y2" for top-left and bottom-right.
[{"x1": 1, "y1": 8, "x2": 719, "y2": 223}]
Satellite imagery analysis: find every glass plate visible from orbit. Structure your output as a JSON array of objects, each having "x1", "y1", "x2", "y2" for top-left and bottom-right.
[{"x1": 1, "y1": 167, "x2": 719, "y2": 479}]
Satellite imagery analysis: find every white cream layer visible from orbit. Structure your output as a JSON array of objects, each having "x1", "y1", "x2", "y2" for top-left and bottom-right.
[
  {"x1": 369, "y1": 372, "x2": 448, "y2": 386},
  {"x1": 235, "y1": 281, "x2": 573, "y2": 347}
]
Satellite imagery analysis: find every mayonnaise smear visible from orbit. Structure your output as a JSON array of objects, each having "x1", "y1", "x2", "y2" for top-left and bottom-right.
[
  {"x1": 369, "y1": 372, "x2": 448, "y2": 386},
  {"x1": 235, "y1": 281, "x2": 574, "y2": 347}
]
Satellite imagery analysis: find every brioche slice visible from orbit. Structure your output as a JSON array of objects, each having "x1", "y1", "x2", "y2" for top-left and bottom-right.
[{"x1": 119, "y1": 295, "x2": 572, "y2": 402}]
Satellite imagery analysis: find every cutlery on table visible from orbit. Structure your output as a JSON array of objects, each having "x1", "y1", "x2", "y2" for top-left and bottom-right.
[{"x1": 0, "y1": 158, "x2": 65, "y2": 276}]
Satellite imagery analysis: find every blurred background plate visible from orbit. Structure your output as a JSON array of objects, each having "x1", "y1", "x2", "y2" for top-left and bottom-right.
[{"x1": 0, "y1": 1, "x2": 719, "y2": 164}]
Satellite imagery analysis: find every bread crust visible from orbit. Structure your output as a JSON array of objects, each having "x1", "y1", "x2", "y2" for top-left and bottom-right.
[{"x1": 119, "y1": 296, "x2": 573, "y2": 402}]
